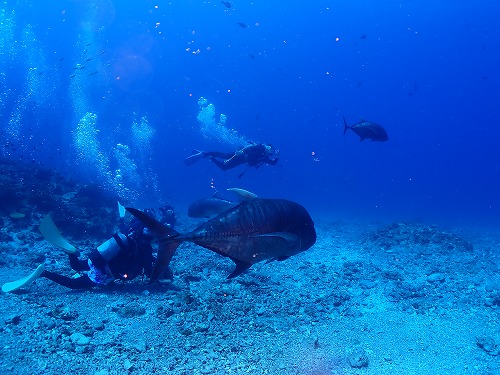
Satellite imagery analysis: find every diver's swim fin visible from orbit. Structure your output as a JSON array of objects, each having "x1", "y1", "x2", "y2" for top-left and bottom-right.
[
  {"x1": 2, "y1": 264, "x2": 45, "y2": 293},
  {"x1": 39, "y1": 214, "x2": 77, "y2": 254},
  {"x1": 184, "y1": 150, "x2": 205, "y2": 166},
  {"x1": 117, "y1": 201, "x2": 126, "y2": 218}
]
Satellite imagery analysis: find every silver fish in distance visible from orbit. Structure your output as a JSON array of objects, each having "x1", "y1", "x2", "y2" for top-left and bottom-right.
[{"x1": 344, "y1": 116, "x2": 388, "y2": 142}]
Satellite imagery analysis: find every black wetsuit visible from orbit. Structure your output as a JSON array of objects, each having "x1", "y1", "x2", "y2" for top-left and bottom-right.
[
  {"x1": 41, "y1": 253, "x2": 95, "y2": 289},
  {"x1": 206, "y1": 144, "x2": 279, "y2": 171},
  {"x1": 40, "y1": 234, "x2": 154, "y2": 290}
]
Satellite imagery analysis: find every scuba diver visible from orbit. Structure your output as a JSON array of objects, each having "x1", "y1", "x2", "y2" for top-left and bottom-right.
[
  {"x1": 2, "y1": 207, "x2": 178, "y2": 292},
  {"x1": 158, "y1": 205, "x2": 178, "y2": 227},
  {"x1": 184, "y1": 142, "x2": 280, "y2": 178},
  {"x1": 2, "y1": 214, "x2": 155, "y2": 292}
]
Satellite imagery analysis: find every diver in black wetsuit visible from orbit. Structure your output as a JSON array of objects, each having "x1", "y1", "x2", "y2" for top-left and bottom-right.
[
  {"x1": 158, "y1": 205, "x2": 178, "y2": 227},
  {"x1": 39, "y1": 215, "x2": 155, "y2": 289},
  {"x1": 185, "y1": 143, "x2": 280, "y2": 177},
  {"x1": 2, "y1": 207, "x2": 181, "y2": 293}
]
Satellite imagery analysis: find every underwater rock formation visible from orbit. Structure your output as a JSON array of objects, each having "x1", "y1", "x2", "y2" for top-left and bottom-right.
[
  {"x1": 365, "y1": 222, "x2": 473, "y2": 252},
  {"x1": 0, "y1": 158, "x2": 116, "y2": 237}
]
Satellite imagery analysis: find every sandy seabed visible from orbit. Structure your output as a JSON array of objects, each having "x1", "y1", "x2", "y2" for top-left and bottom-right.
[{"x1": 1, "y1": 218, "x2": 500, "y2": 375}]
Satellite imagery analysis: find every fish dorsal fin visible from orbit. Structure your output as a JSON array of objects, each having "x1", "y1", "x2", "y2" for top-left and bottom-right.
[{"x1": 227, "y1": 188, "x2": 258, "y2": 200}]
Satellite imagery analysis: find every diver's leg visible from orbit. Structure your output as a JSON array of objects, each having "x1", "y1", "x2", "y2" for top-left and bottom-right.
[
  {"x1": 218, "y1": 153, "x2": 245, "y2": 170},
  {"x1": 204, "y1": 151, "x2": 233, "y2": 158},
  {"x1": 211, "y1": 157, "x2": 242, "y2": 171},
  {"x1": 40, "y1": 271, "x2": 96, "y2": 289},
  {"x1": 68, "y1": 253, "x2": 90, "y2": 272}
]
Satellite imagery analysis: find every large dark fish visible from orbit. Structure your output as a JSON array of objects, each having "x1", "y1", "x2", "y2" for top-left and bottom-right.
[
  {"x1": 126, "y1": 198, "x2": 316, "y2": 281},
  {"x1": 343, "y1": 116, "x2": 388, "y2": 142},
  {"x1": 188, "y1": 188, "x2": 256, "y2": 219},
  {"x1": 188, "y1": 196, "x2": 234, "y2": 218}
]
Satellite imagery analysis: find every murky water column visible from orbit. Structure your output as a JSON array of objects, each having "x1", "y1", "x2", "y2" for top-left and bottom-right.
[
  {"x1": 0, "y1": 5, "x2": 55, "y2": 160},
  {"x1": 197, "y1": 97, "x2": 248, "y2": 147},
  {"x1": 70, "y1": 2, "x2": 160, "y2": 205},
  {"x1": 69, "y1": 3, "x2": 126, "y2": 200},
  {"x1": 69, "y1": 15, "x2": 115, "y2": 194},
  {"x1": 0, "y1": 5, "x2": 15, "y2": 142},
  {"x1": 131, "y1": 115, "x2": 159, "y2": 202}
]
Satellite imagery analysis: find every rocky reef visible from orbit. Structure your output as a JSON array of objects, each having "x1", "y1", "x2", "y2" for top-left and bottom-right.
[{"x1": 0, "y1": 158, "x2": 116, "y2": 238}]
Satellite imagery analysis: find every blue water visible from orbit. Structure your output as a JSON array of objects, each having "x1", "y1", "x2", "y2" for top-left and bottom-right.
[{"x1": 1, "y1": 0, "x2": 499, "y2": 226}]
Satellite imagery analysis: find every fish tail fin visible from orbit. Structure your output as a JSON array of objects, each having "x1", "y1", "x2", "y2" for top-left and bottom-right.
[
  {"x1": 150, "y1": 239, "x2": 181, "y2": 283},
  {"x1": 184, "y1": 150, "x2": 206, "y2": 166},
  {"x1": 343, "y1": 116, "x2": 349, "y2": 135},
  {"x1": 125, "y1": 207, "x2": 181, "y2": 283}
]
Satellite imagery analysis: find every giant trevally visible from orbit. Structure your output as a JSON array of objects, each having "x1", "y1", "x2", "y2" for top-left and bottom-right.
[
  {"x1": 126, "y1": 196, "x2": 316, "y2": 281},
  {"x1": 343, "y1": 116, "x2": 388, "y2": 142},
  {"x1": 188, "y1": 196, "x2": 233, "y2": 218},
  {"x1": 188, "y1": 188, "x2": 257, "y2": 219}
]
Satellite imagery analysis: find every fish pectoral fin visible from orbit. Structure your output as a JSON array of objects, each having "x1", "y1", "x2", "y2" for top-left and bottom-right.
[
  {"x1": 227, "y1": 259, "x2": 252, "y2": 279},
  {"x1": 254, "y1": 232, "x2": 300, "y2": 245}
]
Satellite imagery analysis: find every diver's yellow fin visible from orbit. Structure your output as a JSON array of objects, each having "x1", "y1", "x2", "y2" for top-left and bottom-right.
[
  {"x1": 117, "y1": 201, "x2": 126, "y2": 218},
  {"x1": 39, "y1": 214, "x2": 77, "y2": 254},
  {"x1": 2, "y1": 264, "x2": 45, "y2": 293}
]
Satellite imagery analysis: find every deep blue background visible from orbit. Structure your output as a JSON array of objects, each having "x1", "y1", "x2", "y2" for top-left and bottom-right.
[{"x1": 1, "y1": 0, "x2": 499, "y2": 226}]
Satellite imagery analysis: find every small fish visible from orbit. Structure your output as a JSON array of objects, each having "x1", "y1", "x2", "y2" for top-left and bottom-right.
[
  {"x1": 88, "y1": 71, "x2": 98, "y2": 76},
  {"x1": 86, "y1": 58, "x2": 93, "y2": 62},
  {"x1": 360, "y1": 34, "x2": 367, "y2": 39},
  {"x1": 343, "y1": 116, "x2": 388, "y2": 142},
  {"x1": 70, "y1": 74, "x2": 76, "y2": 78},
  {"x1": 237, "y1": 22, "x2": 247, "y2": 28},
  {"x1": 85, "y1": 43, "x2": 92, "y2": 46},
  {"x1": 222, "y1": 1, "x2": 231, "y2": 8}
]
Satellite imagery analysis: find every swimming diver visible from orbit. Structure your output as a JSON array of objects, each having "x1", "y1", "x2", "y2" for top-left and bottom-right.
[{"x1": 185, "y1": 142, "x2": 280, "y2": 177}]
